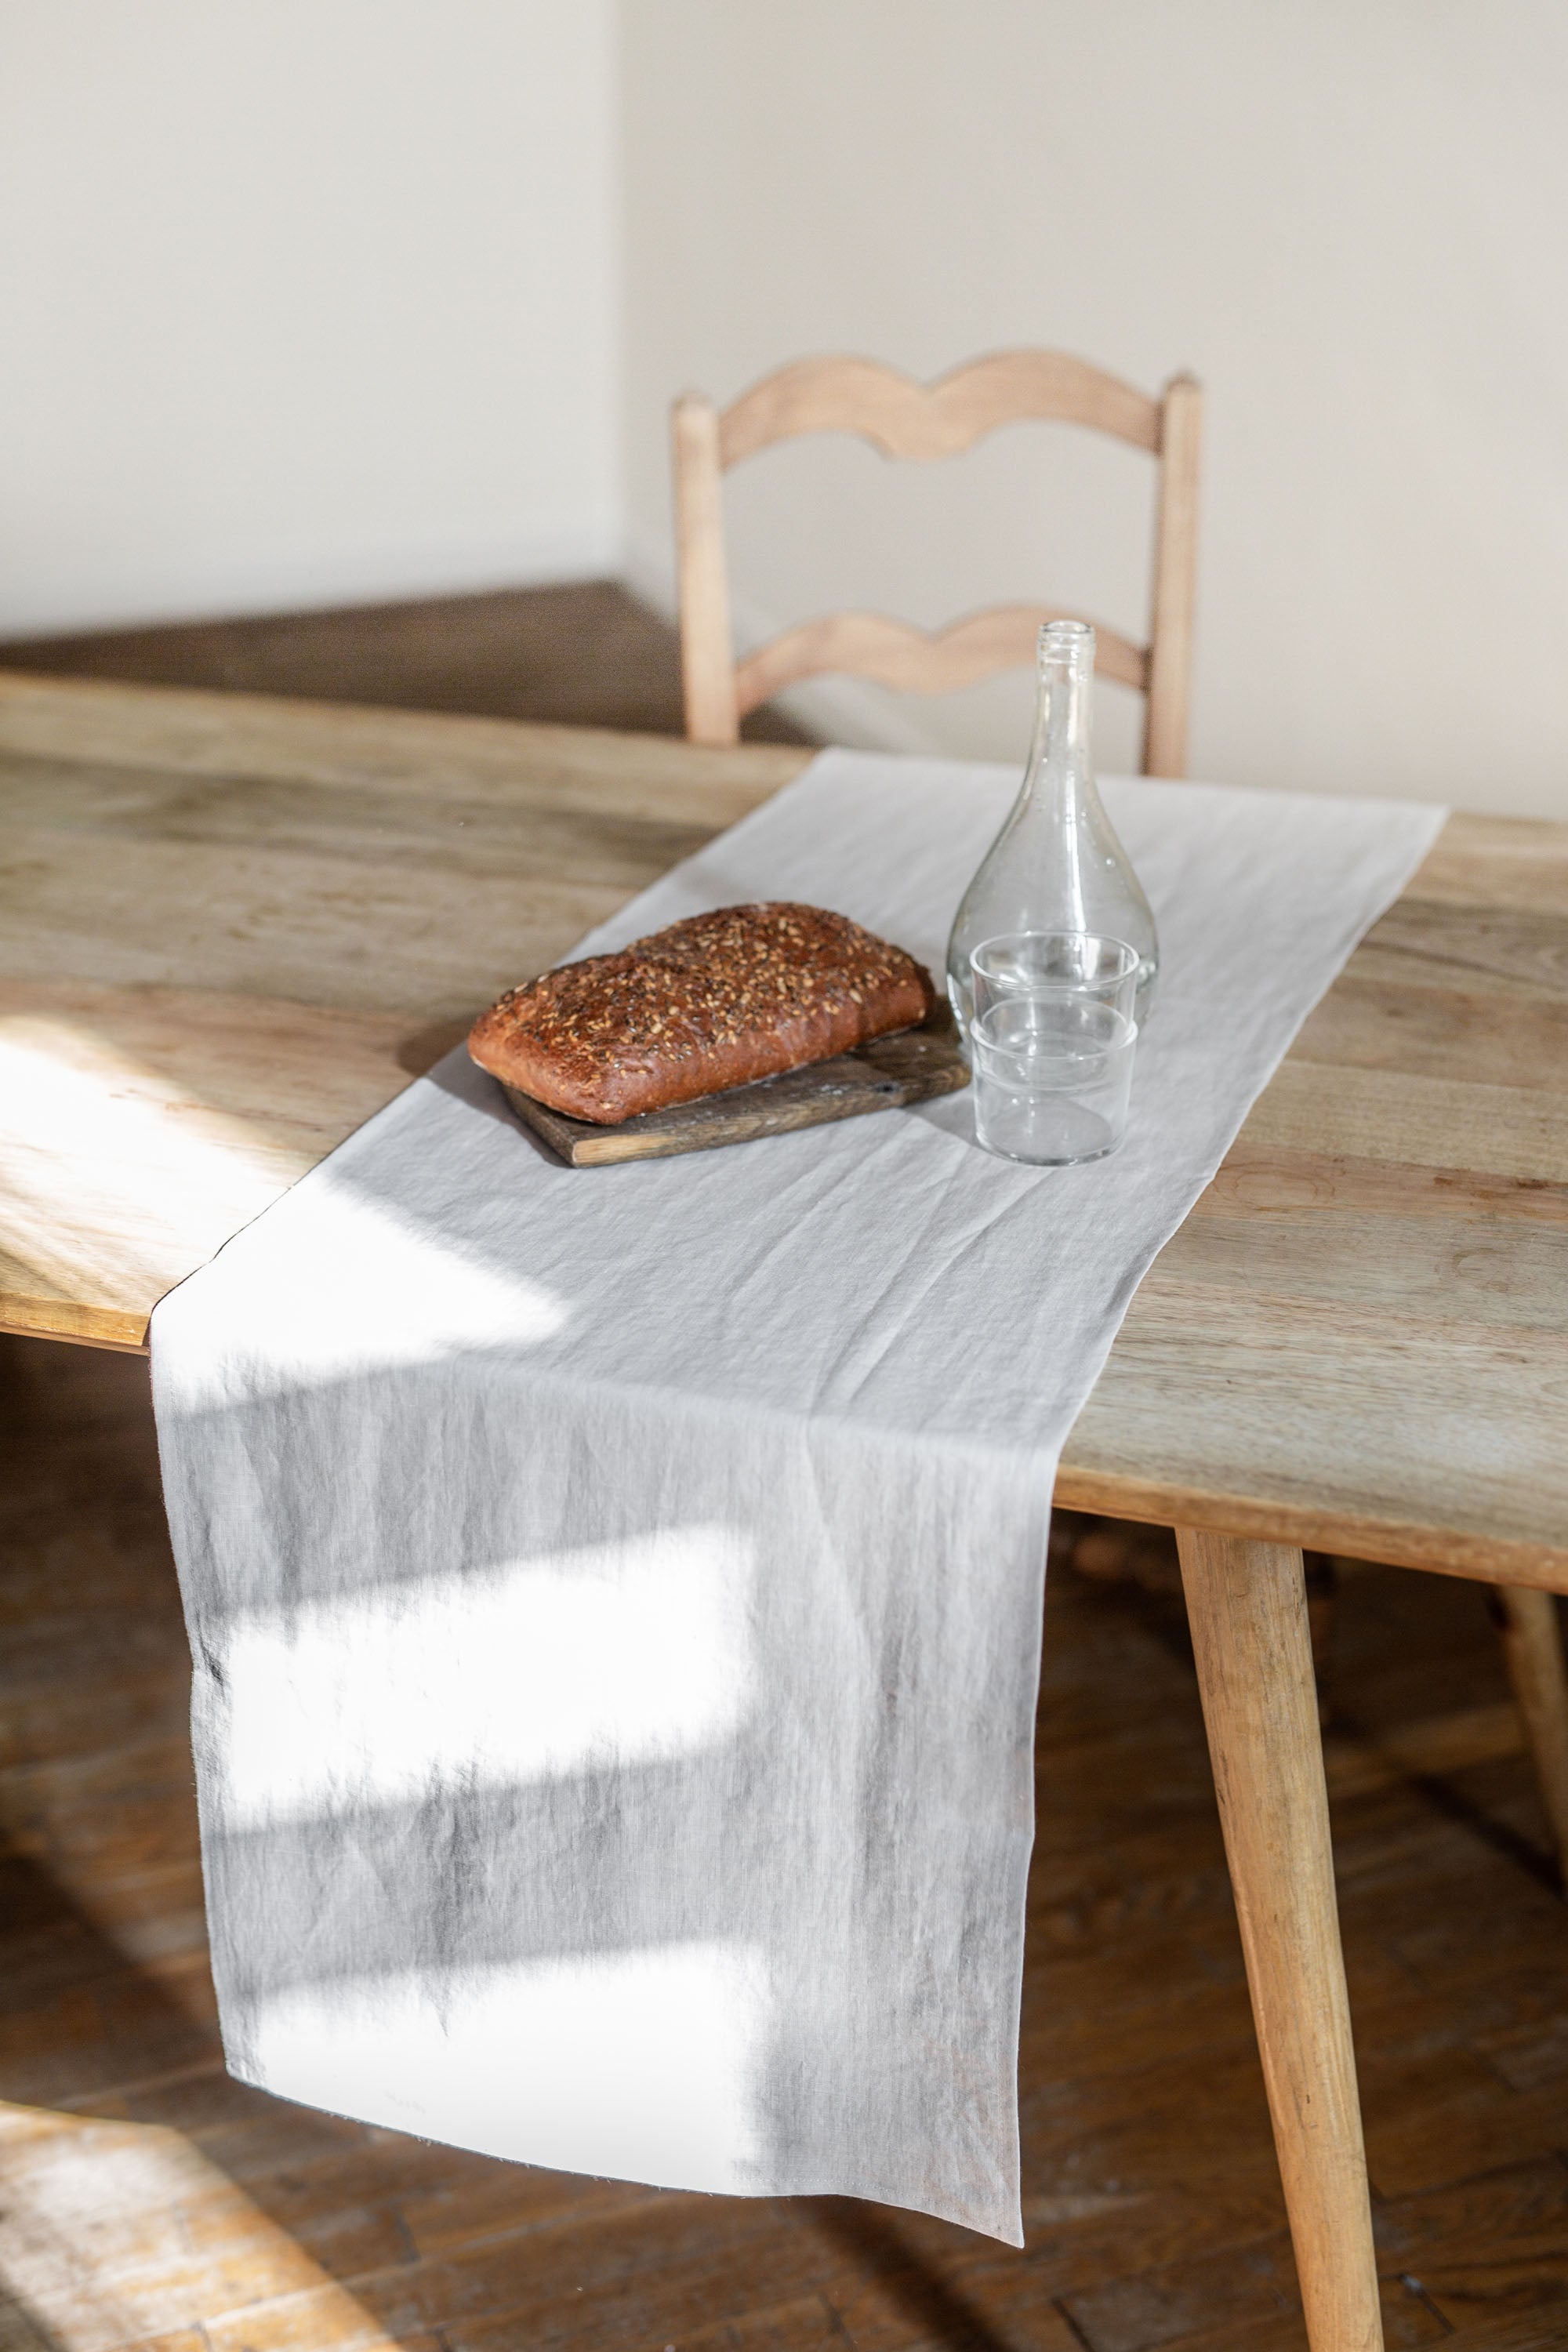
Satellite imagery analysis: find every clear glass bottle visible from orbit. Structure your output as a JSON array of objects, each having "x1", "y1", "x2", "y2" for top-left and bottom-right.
[{"x1": 946, "y1": 619, "x2": 1159, "y2": 1040}]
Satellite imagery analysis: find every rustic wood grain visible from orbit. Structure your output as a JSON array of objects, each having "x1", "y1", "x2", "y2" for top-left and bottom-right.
[
  {"x1": 0, "y1": 977, "x2": 434, "y2": 1348},
  {"x1": 0, "y1": 667, "x2": 805, "y2": 823},
  {"x1": 0, "y1": 676, "x2": 808, "y2": 1345},
  {"x1": 1058, "y1": 804, "x2": 1568, "y2": 1588},
  {"x1": 504, "y1": 1002, "x2": 967, "y2": 1166},
  {"x1": 2, "y1": 676, "x2": 1566, "y2": 1592}
]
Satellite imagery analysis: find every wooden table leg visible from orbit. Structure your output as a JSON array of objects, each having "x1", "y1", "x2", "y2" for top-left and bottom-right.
[
  {"x1": 1490, "y1": 1584, "x2": 1568, "y2": 1889},
  {"x1": 1175, "y1": 1526, "x2": 1382, "y2": 2352}
]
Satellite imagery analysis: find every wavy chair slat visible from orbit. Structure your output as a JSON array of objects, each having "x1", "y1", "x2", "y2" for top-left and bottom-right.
[
  {"x1": 718, "y1": 351, "x2": 1162, "y2": 467},
  {"x1": 734, "y1": 607, "x2": 1149, "y2": 717}
]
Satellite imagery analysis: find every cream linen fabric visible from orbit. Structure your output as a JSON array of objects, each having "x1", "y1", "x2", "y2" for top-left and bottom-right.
[{"x1": 151, "y1": 750, "x2": 1444, "y2": 2244}]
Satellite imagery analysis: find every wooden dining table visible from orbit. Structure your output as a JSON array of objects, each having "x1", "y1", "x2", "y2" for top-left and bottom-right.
[{"x1": 4, "y1": 667, "x2": 1566, "y2": 2352}]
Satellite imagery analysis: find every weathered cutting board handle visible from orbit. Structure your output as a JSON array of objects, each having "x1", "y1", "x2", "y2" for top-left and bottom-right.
[{"x1": 503, "y1": 1003, "x2": 968, "y2": 1167}]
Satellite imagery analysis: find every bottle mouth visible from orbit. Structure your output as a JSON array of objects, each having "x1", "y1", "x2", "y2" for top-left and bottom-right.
[{"x1": 1038, "y1": 619, "x2": 1095, "y2": 666}]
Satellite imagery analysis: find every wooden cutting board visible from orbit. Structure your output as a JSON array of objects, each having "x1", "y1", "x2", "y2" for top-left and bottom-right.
[{"x1": 503, "y1": 1002, "x2": 969, "y2": 1167}]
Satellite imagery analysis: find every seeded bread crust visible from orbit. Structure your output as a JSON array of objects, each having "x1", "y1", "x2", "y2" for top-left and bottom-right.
[{"x1": 469, "y1": 902, "x2": 935, "y2": 1125}]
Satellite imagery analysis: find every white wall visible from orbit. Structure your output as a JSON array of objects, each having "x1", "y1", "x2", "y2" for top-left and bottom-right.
[
  {"x1": 0, "y1": 0, "x2": 618, "y2": 637},
  {"x1": 9, "y1": 2, "x2": 1566, "y2": 818},
  {"x1": 620, "y1": 2, "x2": 1568, "y2": 816}
]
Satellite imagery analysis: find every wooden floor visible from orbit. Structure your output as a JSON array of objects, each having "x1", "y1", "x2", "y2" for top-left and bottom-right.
[
  {"x1": 3, "y1": 585, "x2": 1566, "y2": 2349},
  {"x1": 0, "y1": 582, "x2": 809, "y2": 745},
  {"x1": 5, "y1": 1333, "x2": 1568, "y2": 2352}
]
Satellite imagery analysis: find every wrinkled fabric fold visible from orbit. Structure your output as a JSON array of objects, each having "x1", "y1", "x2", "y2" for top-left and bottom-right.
[{"x1": 152, "y1": 750, "x2": 1445, "y2": 2243}]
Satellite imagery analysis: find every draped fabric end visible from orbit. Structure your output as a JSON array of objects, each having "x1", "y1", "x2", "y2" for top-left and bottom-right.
[{"x1": 152, "y1": 750, "x2": 1445, "y2": 2244}]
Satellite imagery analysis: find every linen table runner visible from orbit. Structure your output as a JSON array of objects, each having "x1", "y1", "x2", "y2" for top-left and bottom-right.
[{"x1": 151, "y1": 750, "x2": 1443, "y2": 2244}]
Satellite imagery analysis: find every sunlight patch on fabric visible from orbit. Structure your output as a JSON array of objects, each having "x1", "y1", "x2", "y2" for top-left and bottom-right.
[
  {"x1": 215, "y1": 1524, "x2": 757, "y2": 1824},
  {"x1": 246, "y1": 1940, "x2": 771, "y2": 2194},
  {"x1": 156, "y1": 1175, "x2": 569, "y2": 1410}
]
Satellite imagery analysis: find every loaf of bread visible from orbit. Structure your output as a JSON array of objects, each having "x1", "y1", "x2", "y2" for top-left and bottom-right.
[{"x1": 469, "y1": 902, "x2": 935, "y2": 1124}]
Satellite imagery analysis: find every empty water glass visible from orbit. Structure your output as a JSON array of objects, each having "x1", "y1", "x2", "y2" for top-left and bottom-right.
[
  {"x1": 971, "y1": 931, "x2": 1139, "y2": 1027},
  {"x1": 970, "y1": 995, "x2": 1137, "y2": 1166}
]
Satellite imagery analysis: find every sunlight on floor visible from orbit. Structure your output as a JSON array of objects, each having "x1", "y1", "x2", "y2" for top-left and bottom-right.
[{"x1": 0, "y1": 2100, "x2": 400, "y2": 2352}]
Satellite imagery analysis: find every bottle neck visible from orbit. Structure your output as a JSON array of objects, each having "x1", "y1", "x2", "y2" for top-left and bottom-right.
[{"x1": 1025, "y1": 651, "x2": 1094, "y2": 798}]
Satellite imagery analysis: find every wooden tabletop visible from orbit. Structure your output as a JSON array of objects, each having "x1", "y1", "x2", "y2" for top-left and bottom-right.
[{"x1": 4, "y1": 671, "x2": 1565, "y2": 1590}]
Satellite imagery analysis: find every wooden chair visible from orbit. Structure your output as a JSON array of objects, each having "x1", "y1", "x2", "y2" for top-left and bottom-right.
[
  {"x1": 673, "y1": 350, "x2": 1568, "y2": 1904},
  {"x1": 672, "y1": 350, "x2": 1203, "y2": 777}
]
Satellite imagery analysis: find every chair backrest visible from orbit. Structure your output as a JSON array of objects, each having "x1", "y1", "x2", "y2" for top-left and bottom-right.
[{"x1": 671, "y1": 350, "x2": 1202, "y2": 777}]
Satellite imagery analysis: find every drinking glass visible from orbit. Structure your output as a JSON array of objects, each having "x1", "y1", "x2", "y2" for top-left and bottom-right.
[
  {"x1": 970, "y1": 995, "x2": 1136, "y2": 1166},
  {"x1": 971, "y1": 931, "x2": 1139, "y2": 1026}
]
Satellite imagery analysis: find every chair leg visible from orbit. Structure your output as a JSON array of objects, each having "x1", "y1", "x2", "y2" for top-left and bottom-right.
[
  {"x1": 1176, "y1": 1526, "x2": 1383, "y2": 2352},
  {"x1": 1488, "y1": 1584, "x2": 1568, "y2": 1889}
]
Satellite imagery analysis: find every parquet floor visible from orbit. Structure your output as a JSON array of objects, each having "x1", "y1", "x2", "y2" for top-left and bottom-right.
[
  {"x1": 5, "y1": 1332, "x2": 1568, "y2": 2352},
  {"x1": 0, "y1": 583, "x2": 808, "y2": 746}
]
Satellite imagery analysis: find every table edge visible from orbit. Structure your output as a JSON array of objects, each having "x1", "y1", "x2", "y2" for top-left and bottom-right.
[
  {"x1": 1052, "y1": 1464, "x2": 1568, "y2": 1593},
  {"x1": 5, "y1": 1314, "x2": 1562, "y2": 1591}
]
